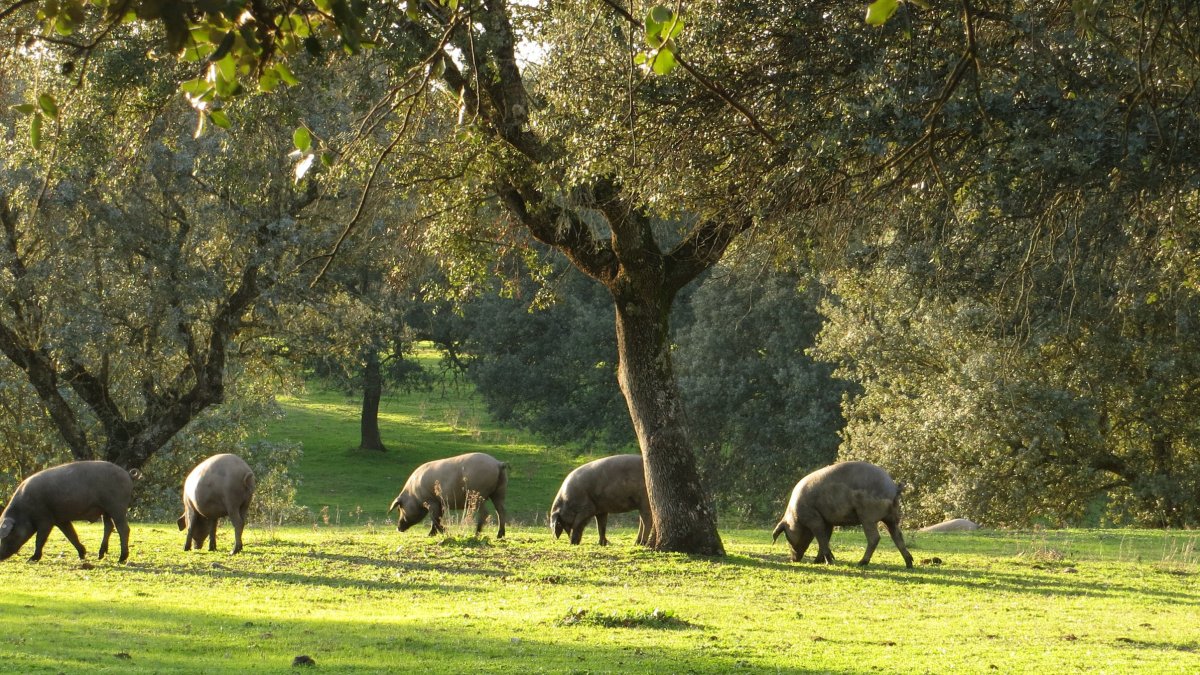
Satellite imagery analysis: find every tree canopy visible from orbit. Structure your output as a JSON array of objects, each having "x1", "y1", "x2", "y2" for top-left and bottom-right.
[
  {"x1": 1, "y1": 0, "x2": 1198, "y2": 540},
  {"x1": 807, "y1": 0, "x2": 1200, "y2": 526},
  {"x1": 1, "y1": 37, "x2": 318, "y2": 468}
]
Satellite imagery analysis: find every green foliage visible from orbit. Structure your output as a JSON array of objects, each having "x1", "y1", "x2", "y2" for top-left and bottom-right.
[
  {"x1": 864, "y1": 0, "x2": 900, "y2": 26},
  {"x1": 28, "y1": 111, "x2": 43, "y2": 148},
  {"x1": 636, "y1": 5, "x2": 684, "y2": 75},
  {"x1": 816, "y1": 271, "x2": 1094, "y2": 526},
  {"x1": 675, "y1": 270, "x2": 851, "y2": 521},
  {"x1": 457, "y1": 259, "x2": 635, "y2": 450},
  {"x1": 0, "y1": 0, "x2": 381, "y2": 157},
  {"x1": 36, "y1": 93, "x2": 58, "y2": 119},
  {"x1": 805, "y1": 0, "x2": 1200, "y2": 528},
  {"x1": 0, "y1": 30, "x2": 357, "y2": 471},
  {"x1": 7, "y1": 93, "x2": 59, "y2": 149},
  {"x1": 239, "y1": 438, "x2": 310, "y2": 527},
  {"x1": 816, "y1": 240, "x2": 1200, "y2": 527},
  {"x1": 292, "y1": 125, "x2": 312, "y2": 152}
]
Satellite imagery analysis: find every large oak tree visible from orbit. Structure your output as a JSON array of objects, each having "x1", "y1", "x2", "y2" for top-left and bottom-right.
[
  {"x1": 1, "y1": 0, "x2": 825, "y2": 553},
  {"x1": 0, "y1": 32, "x2": 339, "y2": 470}
]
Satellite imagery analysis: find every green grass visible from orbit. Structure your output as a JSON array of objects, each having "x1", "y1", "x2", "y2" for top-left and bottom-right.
[
  {"x1": 271, "y1": 366, "x2": 599, "y2": 529},
  {"x1": 2, "y1": 367, "x2": 1198, "y2": 672},
  {"x1": 0, "y1": 524, "x2": 1197, "y2": 673}
]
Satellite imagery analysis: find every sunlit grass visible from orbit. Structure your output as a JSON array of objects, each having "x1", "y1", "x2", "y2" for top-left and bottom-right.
[
  {"x1": 0, "y1": 524, "x2": 1197, "y2": 673},
  {"x1": 6, "y1": 359, "x2": 1195, "y2": 672},
  {"x1": 269, "y1": 357, "x2": 603, "y2": 529}
]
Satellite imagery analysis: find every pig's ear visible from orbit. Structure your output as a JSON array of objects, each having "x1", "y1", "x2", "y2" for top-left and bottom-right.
[
  {"x1": 0, "y1": 517, "x2": 13, "y2": 538},
  {"x1": 177, "y1": 515, "x2": 187, "y2": 531}
]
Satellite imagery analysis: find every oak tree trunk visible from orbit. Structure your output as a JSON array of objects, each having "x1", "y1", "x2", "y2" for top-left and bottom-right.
[
  {"x1": 359, "y1": 348, "x2": 386, "y2": 451},
  {"x1": 613, "y1": 289, "x2": 725, "y2": 556}
]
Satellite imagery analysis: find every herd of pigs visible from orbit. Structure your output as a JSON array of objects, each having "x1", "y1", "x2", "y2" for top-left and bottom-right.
[{"x1": 0, "y1": 451, "x2": 914, "y2": 568}]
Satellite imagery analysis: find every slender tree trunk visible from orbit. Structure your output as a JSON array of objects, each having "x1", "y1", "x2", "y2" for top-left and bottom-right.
[
  {"x1": 613, "y1": 289, "x2": 725, "y2": 556},
  {"x1": 359, "y1": 348, "x2": 386, "y2": 451}
]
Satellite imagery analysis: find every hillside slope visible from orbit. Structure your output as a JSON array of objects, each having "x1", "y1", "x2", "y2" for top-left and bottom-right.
[{"x1": 266, "y1": 375, "x2": 617, "y2": 529}]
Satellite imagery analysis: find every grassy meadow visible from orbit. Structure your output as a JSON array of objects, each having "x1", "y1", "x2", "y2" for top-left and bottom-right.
[
  {"x1": 270, "y1": 382, "x2": 584, "y2": 528},
  {"x1": 1, "y1": 369, "x2": 1198, "y2": 673}
]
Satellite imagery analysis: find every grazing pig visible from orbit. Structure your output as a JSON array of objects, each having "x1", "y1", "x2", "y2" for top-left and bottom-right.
[
  {"x1": 388, "y1": 452, "x2": 508, "y2": 538},
  {"x1": 772, "y1": 461, "x2": 914, "y2": 568},
  {"x1": 177, "y1": 453, "x2": 256, "y2": 554},
  {"x1": 0, "y1": 461, "x2": 136, "y2": 563},
  {"x1": 550, "y1": 454, "x2": 652, "y2": 546}
]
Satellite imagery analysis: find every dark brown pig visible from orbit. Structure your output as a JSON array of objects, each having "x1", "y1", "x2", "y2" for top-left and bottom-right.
[
  {"x1": 772, "y1": 461, "x2": 914, "y2": 568},
  {"x1": 177, "y1": 453, "x2": 256, "y2": 554},
  {"x1": 550, "y1": 454, "x2": 652, "y2": 545},
  {"x1": 388, "y1": 452, "x2": 508, "y2": 538},
  {"x1": 0, "y1": 461, "x2": 136, "y2": 563}
]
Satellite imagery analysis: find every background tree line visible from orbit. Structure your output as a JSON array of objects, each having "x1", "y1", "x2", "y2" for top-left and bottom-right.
[{"x1": 422, "y1": 255, "x2": 850, "y2": 523}]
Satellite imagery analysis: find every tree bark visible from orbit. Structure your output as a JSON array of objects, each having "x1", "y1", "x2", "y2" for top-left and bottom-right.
[
  {"x1": 610, "y1": 284, "x2": 725, "y2": 556},
  {"x1": 359, "y1": 348, "x2": 386, "y2": 451}
]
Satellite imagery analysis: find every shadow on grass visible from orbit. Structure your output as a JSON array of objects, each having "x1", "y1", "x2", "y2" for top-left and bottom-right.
[
  {"x1": 892, "y1": 564, "x2": 1200, "y2": 606},
  {"x1": 0, "y1": 594, "x2": 844, "y2": 674},
  {"x1": 95, "y1": 525, "x2": 1200, "y2": 613},
  {"x1": 1111, "y1": 637, "x2": 1199, "y2": 652},
  {"x1": 120, "y1": 535, "x2": 661, "y2": 597},
  {"x1": 121, "y1": 550, "x2": 511, "y2": 596},
  {"x1": 732, "y1": 546, "x2": 1200, "y2": 607}
]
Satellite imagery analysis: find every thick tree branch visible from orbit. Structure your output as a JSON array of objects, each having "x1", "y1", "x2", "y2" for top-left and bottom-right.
[
  {"x1": 395, "y1": 7, "x2": 632, "y2": 286},
  {"x1": 664, "y1": 215, "x2": 754, "y2": 291},
  {"x1": 478, "y1": 0, "x2": 532, "y2": 142},
  {"x1": 0, "y1": 195, "x2": 93, "y2": 459},
  {"x1": 60, "y1": 359, "x2": 132, "y2": 441},
  {"x1": 109, "y1": 242, "x2": 264, "y2": 468},
  {"x1": 496, "y1": 180, "x2": 618, "y2": 282},
  {"x1": 3, "y1": 177, "x2": 317, "y2": 469},
  {"x1": 0, "y1": 323, "x2": 93, "y2": 460},
  {"x1": 1, "y1": 194, "x2": 30, "y2": 321},
  {"x1": 442, "y1": 3, "x2": 547, "y2": 163},
  {"x1": 1090, "y1": 453, "x2": 1131, "y2": 484},
  {"x1": 588, "y1": 179, "x2": 664, "y2": 288}
]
